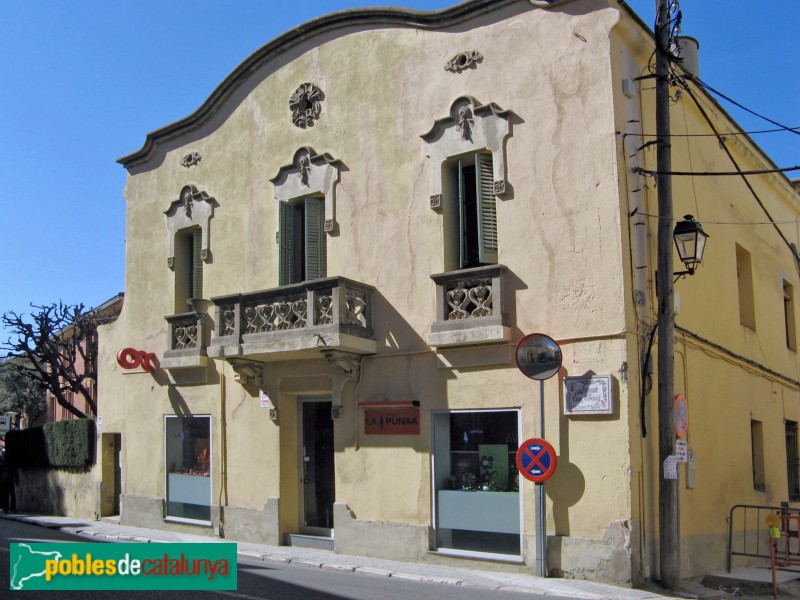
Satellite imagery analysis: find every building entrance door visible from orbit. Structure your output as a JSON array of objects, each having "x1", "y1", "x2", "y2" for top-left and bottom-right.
[
  {"x1": 300, "y1": 398, "x2": 335, "y2": 535},
  {"x1": 100, "y1": 433, "x2": 121, "y2": 516}
]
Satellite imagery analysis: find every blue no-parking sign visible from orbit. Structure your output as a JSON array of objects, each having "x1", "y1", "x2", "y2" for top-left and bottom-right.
[{"x1": 516, "y1": 438, "x2": 557, "y2": 483}]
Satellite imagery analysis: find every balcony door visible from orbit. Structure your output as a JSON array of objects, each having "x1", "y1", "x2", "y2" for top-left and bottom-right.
[{"x1": 300, "y1": 398, "x2": 335, "y2": 535}]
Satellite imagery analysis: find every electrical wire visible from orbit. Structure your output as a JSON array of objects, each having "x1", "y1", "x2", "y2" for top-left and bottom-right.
[
  {"x1": 633, "y1": 165, "x2": 800, "y2": 177},
  {"x1": 630, "y1": 210, "x2": 800, "y2": 227},
  {"x1": 620, "y1": 126, "x2": 800, "y2": 138},
  {"x1": 693, "y1": 77, "x2": 800, "y2": 137},
  {"x1": 678, "y1": 77, "x2": 799, "y2": 265}
]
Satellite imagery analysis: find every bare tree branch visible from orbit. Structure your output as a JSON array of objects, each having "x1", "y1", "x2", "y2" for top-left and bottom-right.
[{"x1": 2, "y1": 302, "x2": 100, "y2": 419}]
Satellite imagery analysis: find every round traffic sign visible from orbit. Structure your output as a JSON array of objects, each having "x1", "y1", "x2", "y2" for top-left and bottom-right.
[
  {"x1": 515, "y1": 334, "x2": 562, "y2": 381},
  {"x1": 674, "y1": 394, "x2": 688, "y2": 438},
  {"x1": 516, "y1": 438, "x2": 557, "y2": 483}
]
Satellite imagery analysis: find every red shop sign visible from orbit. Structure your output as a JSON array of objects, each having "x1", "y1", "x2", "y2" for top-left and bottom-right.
[
  {"x1": 364, "y1": 408, "x2": 420, "y2": 435},
  {"x1": 116, "y1": 348, "x2": 156, "y2": 373}
]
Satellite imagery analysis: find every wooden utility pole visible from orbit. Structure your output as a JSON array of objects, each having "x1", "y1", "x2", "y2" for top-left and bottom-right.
[{"x1": 655, "y1": 0, "x2": 680, "y2": 590}]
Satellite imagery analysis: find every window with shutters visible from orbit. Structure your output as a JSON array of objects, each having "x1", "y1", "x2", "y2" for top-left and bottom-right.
[
  {"x1": 784, "y1": 280, "x2": 796, "y2": 351},
  {"x1": 174, "y1": 227, "x2": 203, "y2": 313},
  {"x1": 164, "y1": 185, "x2": 215, "y2": 313},
  {"x1": 279, "y1": 197, "x2": 327, "y2": 285},
  {"x1": 787, "y1": 420, "x2": 800, "y2": 502},
  {"x1": 421, "y1": 96, "x2": 511, "y2": 273},
  {"x1": 447, "y1": 152, "x2": 497, "y2": 270}
]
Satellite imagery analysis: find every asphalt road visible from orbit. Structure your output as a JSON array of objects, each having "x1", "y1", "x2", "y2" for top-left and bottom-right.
[{"x1": 0, "y1": 519, "x2": 575, "y2": 599}]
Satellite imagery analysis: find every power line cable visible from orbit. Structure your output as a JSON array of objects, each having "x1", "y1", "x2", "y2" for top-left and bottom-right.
[
  {"x1": 693, "y1": 77, "x2": 800, "y2": 137},
  {"x1": 633, "y1": 165, "x2": 800, "y2": 177},
  {"x1": 622, "y1": 126, "x2": 800, "y2": 138},
  {"x1": 629, "y1": 209, "x2": 800, "y2": 226},
  {"x1": 676, "y1": 76, "x2": 798, "y2": 262}
]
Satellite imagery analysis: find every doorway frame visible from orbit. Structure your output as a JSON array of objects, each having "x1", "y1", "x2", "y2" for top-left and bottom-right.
[{"x1": 298, "y1": 396, "x2": 335, "y2": 537}]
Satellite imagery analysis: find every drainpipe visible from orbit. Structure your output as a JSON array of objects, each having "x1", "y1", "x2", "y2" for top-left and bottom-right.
[{"x1": 217, "y1": 372, "x2": 228, "y2": 537}]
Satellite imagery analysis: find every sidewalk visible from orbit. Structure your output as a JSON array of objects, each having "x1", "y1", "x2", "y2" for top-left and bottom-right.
[{"x1": 0, "y1": 512, "x2": 676, "y2": 599}]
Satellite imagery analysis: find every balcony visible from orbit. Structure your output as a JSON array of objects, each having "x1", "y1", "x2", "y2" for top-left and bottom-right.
[
  {"x1": 429, "y1": 265, "x2": 510, "y2": 347},
  {"x1": 208, "y1": 277, "x2": 376, "y2": 361},
  {"x1": 161, "y1": 312, "x2": 209, "y2": 370}
]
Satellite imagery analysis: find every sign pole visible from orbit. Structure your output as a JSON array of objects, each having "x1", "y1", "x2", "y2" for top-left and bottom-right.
[
  {"x1": 515, "y1": 333, "x2": 562, "y2": 580},
  {"x1": 536, "y1": 378, "x2": 547, "y2": 577}
]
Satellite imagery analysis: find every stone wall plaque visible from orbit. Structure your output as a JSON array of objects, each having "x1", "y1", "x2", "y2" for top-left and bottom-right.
[{"x1": 564, "y1": 375, "x2": 613, "y2": 415}]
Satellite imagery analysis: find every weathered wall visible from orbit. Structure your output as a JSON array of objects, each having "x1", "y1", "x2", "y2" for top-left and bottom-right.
[
  {"x1": 610, "y1": 2, "x2": 800, "y2": 582},
  {"x1": 15, "y1": 467, "x2": 98, "y2": 519},
  {"x1": 92, "y1": 0, "x2": 800, "y2": 586}
]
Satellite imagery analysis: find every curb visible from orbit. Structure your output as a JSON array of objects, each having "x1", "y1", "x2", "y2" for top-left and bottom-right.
[{"x1": 1, "y1": 514, "x2": 674, "y2": 600}]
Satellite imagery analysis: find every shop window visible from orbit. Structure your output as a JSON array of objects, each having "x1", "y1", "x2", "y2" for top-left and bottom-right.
[
  {"x1": 432, "y1": 409, "x2": 520, "y2": 558},
  {"x1": 786, "y1": 420, "x2": 800, "y2": 502},
  {"x1": 165, "y1": 415, "x2": 211, "y2": 523},
  {"x1": 279, "y1": 197, "x2": 326, "y2": 285},
  {"x1": 751, "y1": 419, "x2": 765, "y2": 492},
  {"x1": 443, "y1": 152, "x2": 498, "y2": 270},
  {"x1": 784, "y1": 281, "x2": 796, "y2": 351},
  {"x1": 736, "y1": 244, "x2": 755, "y2": 330}
]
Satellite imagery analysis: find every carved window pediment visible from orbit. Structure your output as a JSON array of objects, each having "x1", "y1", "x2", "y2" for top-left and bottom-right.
[
  {"x1": 421, "y1": 96, "x2": 512, "y2": 208},
  {"x1": 271, "y1": 147, "x2": 341, "y2": 234},
  {"x1": 164, "y1": 185, "x2": 216, "y2": 269}
]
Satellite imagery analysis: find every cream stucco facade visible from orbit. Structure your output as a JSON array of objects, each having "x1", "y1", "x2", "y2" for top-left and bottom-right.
[{"x1": 93, "y1": 0, "x2": 800, "y2": 585}]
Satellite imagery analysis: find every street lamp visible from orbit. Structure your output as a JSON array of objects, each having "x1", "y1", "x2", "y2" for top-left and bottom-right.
[{"x1": 673, "y1": 214, "x2": 709, "y2": 276}]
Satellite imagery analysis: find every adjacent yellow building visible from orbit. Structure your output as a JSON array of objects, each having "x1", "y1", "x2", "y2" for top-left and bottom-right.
[{"x1": 94, "y1": 0, "x2": 800, "y2": 585}]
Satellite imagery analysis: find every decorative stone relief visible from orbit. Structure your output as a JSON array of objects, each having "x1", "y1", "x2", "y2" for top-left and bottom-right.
[
  {"x1": 446, "y1": 280, "x2": 493, "y2": 319},
  {"x1": 322, "y1": 350, "x2": 362, "y2": 420},
  {"x1": 271, "y1": 147, "x2": 341, "y2": 235},
  {"x1": 229, "y1": 358, "x2": 264, "y2": 388},
  {"x1": 290, "y1": 83, "x2": 324, "y2": 129},
  {"x1": 456, "y1": 107, "x2": 475, "y2": 142},
  {"x1": 180, "y1": 152, "x2": 202, "y2": 168},
  {"x1": 164, "y1": 185, "x2": 217, "y2": 270},
  {"x1": 172, "y1": 316, "x2": 199, "y2": 349},
  {"x1": 298, "y1": 154, "x2": 312, "y2": 185},
  {"x1": 444, "y1": 50, "x2": 483, "y2": 73},
  {"x1": 421, "y1": 96, "x2": 513, "y2": 210}
]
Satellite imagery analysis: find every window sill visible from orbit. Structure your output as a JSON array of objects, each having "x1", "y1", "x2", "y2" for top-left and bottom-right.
[
  {"x1": 429, "y1": 548, "x2": 523, "y2": 564},
  {"x1": 429, "y1": 317, "x2": 510, "y2": 348},
  {"x1": 160, "y1": 352, "x2": 208, "y2": 370},
  {"x1": 164, "y1": 516, "x2": 212, "y2": 527}
]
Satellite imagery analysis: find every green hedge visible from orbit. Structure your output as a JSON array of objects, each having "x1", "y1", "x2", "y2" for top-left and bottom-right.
[{"x1": 6, "y1": 418, "x2": 95, "y2": 470}]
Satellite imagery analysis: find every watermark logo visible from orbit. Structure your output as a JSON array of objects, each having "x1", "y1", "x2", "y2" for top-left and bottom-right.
[{"x1": 10, "y1": 542, "x2": 237, "y2": 590}]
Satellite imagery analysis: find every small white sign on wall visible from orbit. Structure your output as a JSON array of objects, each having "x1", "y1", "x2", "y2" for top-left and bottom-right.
[
  {"x1": 675, "y1": 440, "x2": 688, "y2": 462},
  {"x1": 259, "y1": 391, "x2": 271, "y2": 409},
  {"x1": 564, "y1": 375, "x2": 613, "y2": 415}
]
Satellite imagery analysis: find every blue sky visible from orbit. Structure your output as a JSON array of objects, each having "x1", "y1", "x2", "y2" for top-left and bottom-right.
[{"x1": 0, "y1": 0, "x2": 797, "y2": 331}]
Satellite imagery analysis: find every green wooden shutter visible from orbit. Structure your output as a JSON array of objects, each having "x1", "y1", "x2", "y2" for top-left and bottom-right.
[
  {"x1": 457, "y1": 158, "x2": 466, "y2": 269},
  {"x1": 191, "y1": 228, "x2": 203, "y2": 299},
  {"x1": 279, "y1": 201, "x2": 294, "y2": 285},
  {"x1": 476, "y1": 153, "x2": 498, "y2": 264},
  {"x1": 304, "y1": 197, "x2": 326, "y2": 281}
]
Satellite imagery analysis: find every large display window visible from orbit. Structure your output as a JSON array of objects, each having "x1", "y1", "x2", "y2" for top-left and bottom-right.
[
  {"x1": 432, "y1": 409, "x2": 521, "y2": 558},
  {"x1": 165, "y1": 415, "x2": 211, "y2": 523}
]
